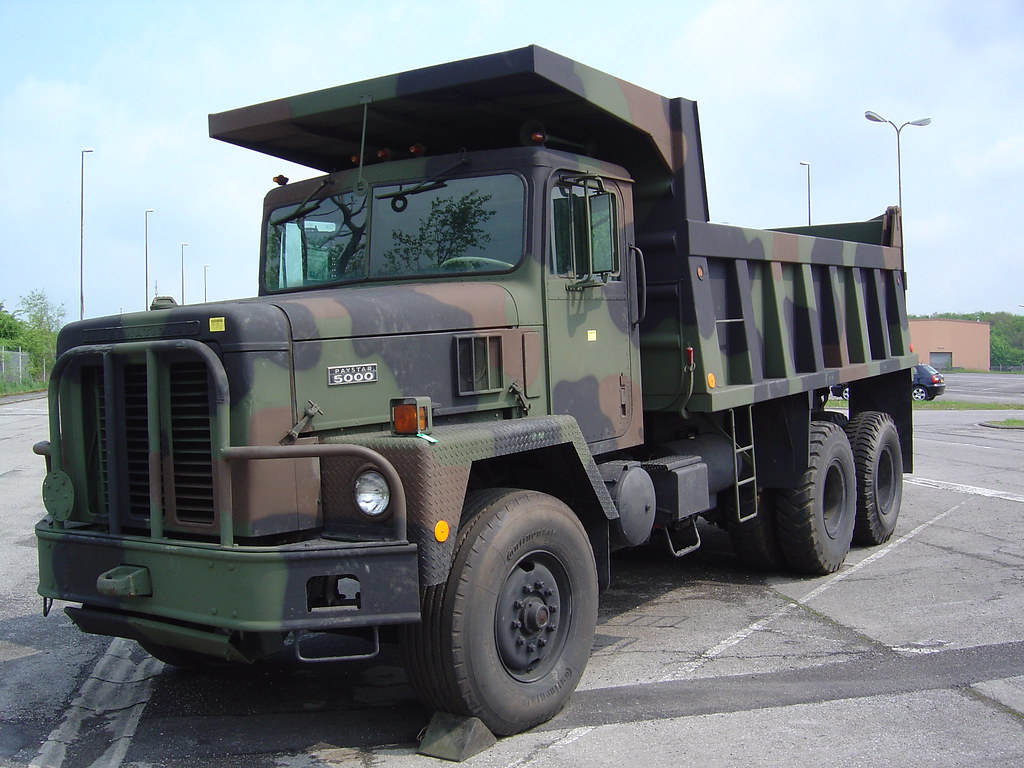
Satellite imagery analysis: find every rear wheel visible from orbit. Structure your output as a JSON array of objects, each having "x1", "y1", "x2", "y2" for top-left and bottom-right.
[
  {"x1": 775, "y1": 422, "x2": 856, "y2": 574},
  {"x1": 912, "y1": 385, "x2": 928, "y2": 401},
  {"x1": 402, "y1": 489, "x2": 598, "y2": 735},
  {"x1": 846, "y1": 412, "x2": 903, "y2": 545}
]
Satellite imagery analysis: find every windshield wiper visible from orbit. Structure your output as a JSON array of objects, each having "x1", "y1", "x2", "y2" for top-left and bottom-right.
[
  {"x1": 269, "y1": 177, "x2": 331, "y2": 227},
  {"x1": 375, "y1": 156, "x2": 469, "y2": 211},
  {"x1": 375, "y1": 180, "x2": 447, "y2": 202}
]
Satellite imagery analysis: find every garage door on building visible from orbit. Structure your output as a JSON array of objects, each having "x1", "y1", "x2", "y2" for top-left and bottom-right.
[{"x1": 929, "y1": 351, "x2": 953, "y2": 370}]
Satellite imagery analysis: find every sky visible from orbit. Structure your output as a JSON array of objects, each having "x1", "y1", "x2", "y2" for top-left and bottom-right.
[{"x1": 1, "y1": 0, "x2": 1022, "y2": 324}]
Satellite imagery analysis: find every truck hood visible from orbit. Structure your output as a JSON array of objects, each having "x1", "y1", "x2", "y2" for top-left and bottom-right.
[{"x1": 268, "y1": 282, "x2": 520, "y2": 341}]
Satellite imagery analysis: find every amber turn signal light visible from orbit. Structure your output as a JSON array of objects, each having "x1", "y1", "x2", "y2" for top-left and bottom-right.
[{"x1": 391, "y1": 397, "x2": 432, "y2": 435}]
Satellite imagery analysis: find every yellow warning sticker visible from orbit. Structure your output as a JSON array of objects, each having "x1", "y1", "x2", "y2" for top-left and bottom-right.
[{"x1": 209, "y1": 317, "x2": 226, "y2": 332}]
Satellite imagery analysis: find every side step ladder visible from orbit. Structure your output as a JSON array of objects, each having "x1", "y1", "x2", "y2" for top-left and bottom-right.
[{"x1": 728, "y1": 406, "x2": 758, "y2": 524}]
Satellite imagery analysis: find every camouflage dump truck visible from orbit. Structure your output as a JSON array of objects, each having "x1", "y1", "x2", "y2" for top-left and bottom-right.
[{"x1": 36, "y1": 46, "x2": 915, "y2": 735}]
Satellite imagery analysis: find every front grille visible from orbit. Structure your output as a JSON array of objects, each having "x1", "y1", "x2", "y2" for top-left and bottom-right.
[
  {"x1": 75, "y1": 356, "x2": 216, "y2": 530},
  {"x1": 166, "y1": 363, "x2": 216, "y2": 521}
]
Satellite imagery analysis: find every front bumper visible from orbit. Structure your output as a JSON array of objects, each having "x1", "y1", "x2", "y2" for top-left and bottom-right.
[{"x1": 37, "y1": 522, "x2": 420, "y2": 634}]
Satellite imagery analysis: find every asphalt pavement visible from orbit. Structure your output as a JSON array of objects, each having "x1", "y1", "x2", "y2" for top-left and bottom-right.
[{"x1": 2, "y1": 389, "x2": 1024, "y2": 767}]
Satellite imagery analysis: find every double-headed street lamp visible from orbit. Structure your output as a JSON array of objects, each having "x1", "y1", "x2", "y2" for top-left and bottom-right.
[
  {"x1": 79, "y1": 148, "x2": 94, "y2": 320},
  {"x1": 864, "y1": 111, "x2": 932, "y2": 212}
]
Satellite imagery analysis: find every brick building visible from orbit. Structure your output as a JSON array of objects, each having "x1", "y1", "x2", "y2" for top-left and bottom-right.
[{"x1": 908, "y1": 318, "x2": 990, "y2": 370}]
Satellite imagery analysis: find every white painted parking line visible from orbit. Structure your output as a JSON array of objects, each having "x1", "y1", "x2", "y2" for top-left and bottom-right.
[
  {"x1": 30, "y1": 638, "x2": 162, "y2": 768},
  {"x1": 905, "y1": 475, "x2": 1024, "y2": 504},
  {"x1": 657, "y1": 500, "x2": 965, "y2": 682}
]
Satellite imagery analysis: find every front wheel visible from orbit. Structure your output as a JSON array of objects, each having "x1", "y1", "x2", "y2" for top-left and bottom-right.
[{"x1": 403, "y1": 489, "x2": 598, "y2": 735}]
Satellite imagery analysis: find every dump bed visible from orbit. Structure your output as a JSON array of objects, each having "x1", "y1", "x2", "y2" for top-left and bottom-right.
[
  {"x1": 641, "y1": 209, "x2": 915, "y2": 413},
  {"x1": 211, "y1": 46, "x2": 915, "y2": 414}
]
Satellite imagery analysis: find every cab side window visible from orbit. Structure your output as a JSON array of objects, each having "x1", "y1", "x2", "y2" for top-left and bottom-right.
[{"x1": 551, "y1": 177, "x2": 619, "y2": 281}]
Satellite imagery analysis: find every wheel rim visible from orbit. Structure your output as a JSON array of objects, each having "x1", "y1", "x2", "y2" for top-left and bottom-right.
[
  {"x1": 494, "y1": 552, "x2": 570, "y2": 683},
  {"x1": 822, "y1": 460, "x2": 849, "y2": 539},
  {"x1": 912, "y1": 387, "x2": 927, "y2": 401},
  {"x1": 876, "y1": 444, "x2": 897, "y2": 514}
]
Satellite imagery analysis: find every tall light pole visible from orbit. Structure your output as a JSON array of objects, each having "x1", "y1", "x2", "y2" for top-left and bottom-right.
[
  {"x1": 144, "y1": 209, "x2": 154, "y2": 310},
  {"x1": 79, "y1": 148, "x2": 94, "y2": 320},
  {"x1": 180, "y1": 243, "x2": 189, "y2": 304},
  {"x1": 203, "y1": 264, "x2": 210, "y2": 302},
  {"x1": 799, "y1": 161, "x2": 811, "y2": 225},
  {"x1": 864, "y1": 111, "x2": 932, "y2": 212}
]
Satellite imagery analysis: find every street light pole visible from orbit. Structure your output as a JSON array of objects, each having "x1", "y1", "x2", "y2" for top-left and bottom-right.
[
  {"x1": 180, "y1": 243, "x2": 189, "y2": 304},
  {"x1": 79, "y1": 148, "x2": 94, "y2": 320},
  {"x1": 799, "y1": 161, "x2": 811, "y2": 225},
  {"x1": 864, "y1": 111, "x2": 932, "y2": 212},
  {"x1": 145, "y1": 209, "x2": 154, "y2": 310},
  {"x1": 203, "y1": 264, "x2": 210, "y2": 303}
]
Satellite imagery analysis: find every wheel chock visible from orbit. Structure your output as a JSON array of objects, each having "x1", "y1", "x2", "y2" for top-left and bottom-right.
[{"x1": 417, "y1": 711, "x2": 497, "y2": 761}]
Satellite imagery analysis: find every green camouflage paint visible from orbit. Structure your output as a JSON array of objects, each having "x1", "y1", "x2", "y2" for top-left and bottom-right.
[{"x1": 36, "y1": 46, "x2": 913, "y2": 704}]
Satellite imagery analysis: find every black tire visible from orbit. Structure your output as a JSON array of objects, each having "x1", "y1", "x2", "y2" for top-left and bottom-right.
[
  {"x1": 775, "y1": 421, "x2": 856, "y2": 574},
  {"x1": 726, "y1": 490, "x2": 786, "y2": 571},
  {"x1": 815, "y1": 411, "x2": 849, "y2": 429},
  {"x1": 846, "y1": 412, "x2": 903, "y2": 545},
  {"x1": 911, "y1": 385, "x2": 928, "y2": 401},
  {"x1": 403, "y1": 489, "x2": 598, "y2": 736}
]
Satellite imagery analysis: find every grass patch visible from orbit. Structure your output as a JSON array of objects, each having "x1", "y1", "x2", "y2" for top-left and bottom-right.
[
  {"x1": 986, "y1": 418, "x2": 1024, "y2": 427},
  {"x1": 914, "y1": 400, "x2": 1024, "y2": 410},
  {"x1": 828, "y1": 398, "x2": 1023, "y2": 411},
  {"x1": 0, "y1": 381, "x2": 46, "y2": 398}
]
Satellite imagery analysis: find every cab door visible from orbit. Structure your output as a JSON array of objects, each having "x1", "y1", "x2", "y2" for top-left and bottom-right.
[{"x1": 543, "y1": 172, "x2": 643, "y2": 453}]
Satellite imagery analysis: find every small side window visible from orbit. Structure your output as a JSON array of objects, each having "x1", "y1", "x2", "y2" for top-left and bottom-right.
[{"x1": 550, "y1": 176, "x2": 619, "y2": 281}]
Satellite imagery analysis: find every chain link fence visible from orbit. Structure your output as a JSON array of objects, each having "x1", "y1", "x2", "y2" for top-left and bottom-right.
[{"x1": 1, "y1": 346, "x2": 31, "y2": 384}]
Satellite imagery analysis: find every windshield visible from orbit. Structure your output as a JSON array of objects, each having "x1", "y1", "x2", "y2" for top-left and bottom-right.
[{"x1": 264, "y1": 173, "x2": 525, "y2": 292}]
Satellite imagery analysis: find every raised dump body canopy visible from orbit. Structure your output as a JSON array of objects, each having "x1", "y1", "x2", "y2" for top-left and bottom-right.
[{"x1": 209, "y1": 44, "x2": 709, "y2": 222}]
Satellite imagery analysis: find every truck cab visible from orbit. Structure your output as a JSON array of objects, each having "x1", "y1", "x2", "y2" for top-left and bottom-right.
[{"x1": 258, "y1": 145, "x2": 643, "y2": 451}]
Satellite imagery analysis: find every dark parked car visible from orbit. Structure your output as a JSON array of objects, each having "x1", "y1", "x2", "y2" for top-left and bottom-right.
[
  {"x1": 912, "y1": 363, "x2": 945, "y2": 401},
  {"x1": 830, "y1": 364, "x2": 945, "y2": 402}
]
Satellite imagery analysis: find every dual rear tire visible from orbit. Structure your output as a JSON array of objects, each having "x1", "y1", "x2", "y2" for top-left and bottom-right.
[{"x1": 728, "y1": 412, "x2": 903, "y2": 575}]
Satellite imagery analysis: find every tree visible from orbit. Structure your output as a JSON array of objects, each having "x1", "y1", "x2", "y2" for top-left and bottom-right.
[
  {"x1": 0, "y1": 302, "x2": 26, "y2": 344},
  {"x1": 384, "y1": 191, "x2": 496, "y2": 273},
  {"x1": 15, "y1": 290, "x2": 66, "y2": 379},
  {"x1": 991, "y1": 331, "x2": 1024, "y2": 368}
]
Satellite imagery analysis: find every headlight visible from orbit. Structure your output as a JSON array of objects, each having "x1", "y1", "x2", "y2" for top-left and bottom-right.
[{"x1": 354, "y1": 470, "x2": 390, "y2": 517}]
